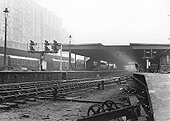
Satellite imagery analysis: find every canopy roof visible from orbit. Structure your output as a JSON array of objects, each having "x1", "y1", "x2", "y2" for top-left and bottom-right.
[{"x1": 60, "y1": 43, "x2": 170, "y2": 65}]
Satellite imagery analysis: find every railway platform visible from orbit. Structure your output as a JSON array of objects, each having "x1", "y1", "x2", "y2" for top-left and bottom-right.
[{"x1": 138, "y1": 73, "x2": 170, "y2": 121}]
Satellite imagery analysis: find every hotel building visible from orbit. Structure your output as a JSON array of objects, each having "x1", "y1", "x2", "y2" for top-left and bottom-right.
[{"x1": 0, "y1": 0, "x2": 69, "y2": 51}]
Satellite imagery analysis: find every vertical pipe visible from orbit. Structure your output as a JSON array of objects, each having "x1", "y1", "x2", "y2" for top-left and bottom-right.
[
  {"x1": 108, "y1": 62, "x2": 110, "y2": 70},
  {"x1": 69, "y1": 36, "x2": 71, "y2": 70},
  {"x1": 40, "y1": 53, "x2": 44, "y2": 71},
  {"x1": 84, "y1": 56, "x2": 86, "y2": 70},
  {"x1": 40, "y1": 53, "x2": 42, "y2": 71},
  {"x1": 167, "y1": 55, "x2": 169, "y2": 64},
  {"x1": 75, "y1": 54, "x2": 76, "y2": 70},
  {"x1": 60, "y1": 44, "x2": 62, "y2": 71},
  {"x1": 98, "y1": 60, "x2": 101, "y2": 71}
]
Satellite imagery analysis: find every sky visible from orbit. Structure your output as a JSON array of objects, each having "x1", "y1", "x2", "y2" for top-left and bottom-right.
[{"x1": 34, "y1": 0, "x2": 170, "y2": 45}]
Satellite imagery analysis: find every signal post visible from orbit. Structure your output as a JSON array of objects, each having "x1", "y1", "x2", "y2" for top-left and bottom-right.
[{"x1": 28, "y1": 40, "x2": 59, "y2": 71}]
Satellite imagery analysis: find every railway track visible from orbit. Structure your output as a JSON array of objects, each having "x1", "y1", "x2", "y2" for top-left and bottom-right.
[{"x1": 0, "y1": 72, "x2": 133, "y2": 110}]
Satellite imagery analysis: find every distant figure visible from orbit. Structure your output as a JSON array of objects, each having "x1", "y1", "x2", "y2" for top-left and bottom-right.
[{"x1": 135, "y1": 63, "x2": 138, "y2": 72}]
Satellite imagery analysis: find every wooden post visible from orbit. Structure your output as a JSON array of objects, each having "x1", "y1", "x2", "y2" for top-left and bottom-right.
[
  {"x1": 53, "y1": 86, "x2": 58, "y2": 101},
  {"x1": 101, "y1": 81, "x2": 104, "y2": 90}
]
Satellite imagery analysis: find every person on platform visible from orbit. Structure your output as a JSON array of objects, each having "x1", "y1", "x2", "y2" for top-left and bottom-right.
[{"x1": 135, "y1": 63, "x2": 139, "y2": 72}]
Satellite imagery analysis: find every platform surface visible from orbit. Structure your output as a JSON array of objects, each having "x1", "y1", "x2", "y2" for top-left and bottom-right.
[{"x1": 143, "y1": 73, "x2": 170, "y2": 121}]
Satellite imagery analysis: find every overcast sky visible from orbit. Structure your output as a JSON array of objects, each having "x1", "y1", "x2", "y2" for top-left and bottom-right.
[{"x1": 34, "y1": 0, "x2": 170, "y2": 45}]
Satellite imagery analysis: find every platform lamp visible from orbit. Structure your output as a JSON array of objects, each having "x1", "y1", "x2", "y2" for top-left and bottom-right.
[
  {"x1": 69, "y1": 35, "x2": 72, "y2": 70},
  {"x1": 3, "y1": 8, "x2": 9, "y2": 70}
]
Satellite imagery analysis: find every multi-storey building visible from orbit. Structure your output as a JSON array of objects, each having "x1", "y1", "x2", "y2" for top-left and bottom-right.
[{"x1": 0, "y1": 0, "x2": 68, "y2": 51}]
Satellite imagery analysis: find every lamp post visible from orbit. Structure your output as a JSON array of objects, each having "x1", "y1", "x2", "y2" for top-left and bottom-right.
[
  {"x1": 69, "y1": 35, "x2": 72, "y2": 70},
  {"x1": 3, "y1": 8, "x2": 9, "y2": 70}
]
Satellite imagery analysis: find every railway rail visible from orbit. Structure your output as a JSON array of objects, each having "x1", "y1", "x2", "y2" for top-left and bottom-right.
[
  {"x1": 0, "y1": 72, "x2": 133, "y2": 110},
  {"x1": 0, "y1": 72, "x2": 159, "y2": 121}
]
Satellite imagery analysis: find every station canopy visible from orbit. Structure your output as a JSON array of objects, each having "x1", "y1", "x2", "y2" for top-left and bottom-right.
[{"x1": 59, "y1": 43, "x2": 170, "y2": 66}]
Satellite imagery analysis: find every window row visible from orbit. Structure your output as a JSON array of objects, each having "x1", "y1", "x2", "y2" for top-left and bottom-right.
[{"x1": 11, "y1": 59, "x2": 38, "y2": 66}]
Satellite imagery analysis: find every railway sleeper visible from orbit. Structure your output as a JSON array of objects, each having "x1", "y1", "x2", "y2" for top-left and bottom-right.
[
  {"x1": 36, "y1": 91, "x2": 46, "y2": 95},
  {"x1": 3, "y1": 102, "x2": 19, "y2": 108},
  {"x1": 12, "y1": 99, "x2": 26, "y2": 104},
  {"x1": 0, "y1": 92, "x2": 9, "y2": 97},
  {"x1": 37, "y1": 88, "x2": 45, "y2": 91},
  {"x1": 52, "y1": 90, "x2": 68, "y2": 98},
  {"x1": 27, "y1": 90, "x2": 37, "y2": 95},
  {"x1": 26, "y1": 92, "x2": 37, "y2": 96},
  {"x1": 2, "y1": 95, "x2": 16, "y2": 102},
  {"x1": 0, "y1": 89, "x2": 6, "y2": 91},
  {"x1": 0, "y1": 104, "x2": 11, "y2": 110},
  {"x1": 43, "y1": 90, "x2": 52, "y2": 94},
  {"x1": 58, "y1": 93, "x2": 68, "y2": 97},
  {"x1": 26, "y1": 98, "x2": 36, "y2": 102},
  {"x1": 16, "y1": 93, "x2": 27, "y2": 98}
]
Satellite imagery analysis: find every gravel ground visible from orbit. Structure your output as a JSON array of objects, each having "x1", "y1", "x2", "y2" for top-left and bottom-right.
[{"x1": 0, "y1": 84, "x2": 138, "y2": 121}]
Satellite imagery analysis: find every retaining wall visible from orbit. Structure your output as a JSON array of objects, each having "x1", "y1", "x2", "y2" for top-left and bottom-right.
[{"x1": 0, "y1": 70, "x2": 128, "y2": 84}]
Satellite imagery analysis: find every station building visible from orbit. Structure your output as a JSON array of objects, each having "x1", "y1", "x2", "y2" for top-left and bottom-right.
[{"x1": 0, "y1": 0, "x2": 69, "y2": 51}]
